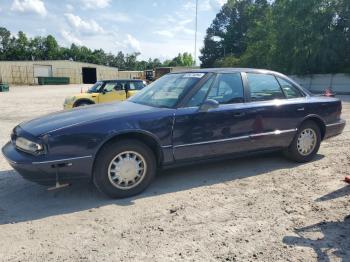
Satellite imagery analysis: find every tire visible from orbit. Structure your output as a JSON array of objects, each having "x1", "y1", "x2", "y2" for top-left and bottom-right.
[
  {"x1": 93, "y1": 139, "x2": 156, "y2": 198},
  {"x1": 284, "y1": 121, "x2": 321, "y2": 162}
]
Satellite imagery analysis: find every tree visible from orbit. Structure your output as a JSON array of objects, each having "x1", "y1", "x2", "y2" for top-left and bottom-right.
[
  {"x1": 0, "y1": 27, "x2": 11, "y2": 60},
  {"x1": 162, "y1": 52, "x2": 195, "y2": 67},
  {"x1": 0, "y1": 27, "x2": 198, "y2": 71},
  {"x1": 182, "y1": 52, "x2": 194, "y2": 66},
  {"x1": 200, "y1": 0, "x2": 259, "y2": 67},
  {"x1": 124, "y1": 52, "x2": 140, "y2": 70},
  {"x1": 43, "y1": 35, "x2": 59, "y2": 60},
  {"x1": 114, "y1": 51, "x2": 125, "y2": 69},
  {"x1": 200, "y1": 0, "x2": 350, "y2": 74}
]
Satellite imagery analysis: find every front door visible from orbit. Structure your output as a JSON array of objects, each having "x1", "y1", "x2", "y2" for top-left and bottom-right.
[
  {"x1": 173, "y1": 73, "x2": 254, "y2": 161},
  {"x1": 98, "y1": 82, "x2": 126, "y2": 103}
]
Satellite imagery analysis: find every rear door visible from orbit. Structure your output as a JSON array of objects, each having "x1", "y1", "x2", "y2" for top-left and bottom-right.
[
  {"x1": 173, "y1": 73, "x2": 255, "y2": 161},
  {"x1": 242, "y1": 72, "x2": 307, "y2": 149}
]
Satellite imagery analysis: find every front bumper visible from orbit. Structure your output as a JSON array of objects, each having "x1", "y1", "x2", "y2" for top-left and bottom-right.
[
  {"x1": 324, "y1": 119, "x2": 346, "y2": 139},
  {"x1": 63, "y1": 103, "x2": 74, "y2": 110},
  {"x1": 2, "y1": 142, "x2": 93, "y2": 185}
]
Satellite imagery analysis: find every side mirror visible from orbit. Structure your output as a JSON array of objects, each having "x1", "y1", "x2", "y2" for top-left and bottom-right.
[
  {"x1": 102, "y1": 89, "x2": 106, "y2": 94},
  {"x1": 199, "y1": 99, "x2": 219, "y2": 112}
]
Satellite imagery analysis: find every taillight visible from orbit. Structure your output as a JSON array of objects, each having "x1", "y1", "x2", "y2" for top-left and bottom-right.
[{"x1": 336, "y1": 102, "x2": 342, "y2": 119}]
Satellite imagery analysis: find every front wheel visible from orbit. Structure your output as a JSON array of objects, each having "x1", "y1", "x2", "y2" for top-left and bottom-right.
[
  {"x1": 74, "y1": 101, "x2": 91, "y2": 107},
  {"x1": 284, "y1": 121, "x2": 321, "y2": 162},
  {"x1": 93, "y1": 139, "x2": 156, "y2": 198}
]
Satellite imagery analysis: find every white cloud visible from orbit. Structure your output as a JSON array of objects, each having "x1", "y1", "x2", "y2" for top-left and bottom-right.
[
  {"x1": 154, "y1": 30, "x2": 174, "y2": 38},
  {"x1": 154, "y1": 17, "x2": 194, "y2": 38},
  {"x1": 178, "y1": 18, "x2": 192, "y2": 26},
  {"x1": 115, "y1": 34, "x2": 141, "y2": 53},
  {"x1": 126, "y1": 34, "x2": 141, "y2": 52},
  {"x1": 35, "y1": 28, "x2": 46, "y2": 36},
  {"x1": 209, "y1": 0, "x2": 228, "y2": 10},
  {"x1": 81, "y1": 0, "x2": 111, "y2": 9},
  {"x1": 11, "y1": 0, "x2": 47, "y2": 17},
  {"x1": 102, "y1": 13, "x2": 130, "y2": 23},
  {"x1": 60, "y1": 29, "x2": 83, "y2": 45},
  {"x1": 184, "y1": 0, "x2": 227, "y2": 12},
  {"x1": 64, "y1": 13, "x2": 105, "y2": 35},
  {"x1": 66, "y1": 4, "x2": 74, "y2": 12}
]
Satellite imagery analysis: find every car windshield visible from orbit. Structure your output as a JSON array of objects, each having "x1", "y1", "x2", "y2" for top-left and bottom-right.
[
  {"x1": 128, "y1": 73, "x2": 206, "y2": 108},
  {"x1": 87, "y1": 82, "x2": 103, "y2": 93}
]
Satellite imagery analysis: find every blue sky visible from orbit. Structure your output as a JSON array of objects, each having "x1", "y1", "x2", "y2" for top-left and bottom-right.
[{"x1": 0, "y1": 0, "x2": 227, "y2": 63}]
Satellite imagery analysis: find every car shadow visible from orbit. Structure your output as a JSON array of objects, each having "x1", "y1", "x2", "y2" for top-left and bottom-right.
[
  {"x1": 0, "y1": 152, "x2": 323, "y2": 225},
  {"x1": 283, "y1": 215, "x2": 350, "y2": 261},
  {"x1": 315, "y1": 185, "x2": 350, "y2": 202}
]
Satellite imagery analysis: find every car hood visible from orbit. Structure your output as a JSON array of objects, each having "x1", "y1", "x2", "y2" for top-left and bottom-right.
[
  {"x1": 65, "y1": 92, "x2": 97, "y2": 102},
  {"x1": 19, "y1": 101, "x2": 156, "y2": 136}
]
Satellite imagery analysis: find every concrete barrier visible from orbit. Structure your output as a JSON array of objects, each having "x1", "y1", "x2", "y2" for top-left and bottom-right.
[{"x1": 289, "y1": 74, "x2": 350, "y2": 94}]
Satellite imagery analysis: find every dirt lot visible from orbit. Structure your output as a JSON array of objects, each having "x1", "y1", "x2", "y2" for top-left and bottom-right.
[{"x1": 0, "y1": 85, "x2": 349, "y2": 262}]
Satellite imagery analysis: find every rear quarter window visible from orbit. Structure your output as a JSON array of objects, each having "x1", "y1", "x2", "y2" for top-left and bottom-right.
[{"x1": 276, "y1": 77, "x2": 303, "y2": 98}]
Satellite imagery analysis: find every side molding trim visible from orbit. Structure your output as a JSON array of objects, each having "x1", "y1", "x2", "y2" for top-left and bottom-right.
[
  {"x1": 326, "y1": 121, "x2": 346, "y2": 127},
  {"x1": 32, "y1": 155, "x2": 93, "y2": 165},
  {"x1": 173, "y1": 129, "x2": 297, "y2": 148}
]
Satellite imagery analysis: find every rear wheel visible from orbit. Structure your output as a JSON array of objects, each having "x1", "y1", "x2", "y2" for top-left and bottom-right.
[
  {"x1": 284, "y1": 121, "x2": 321, "y2": 162},
  {"x1": 93, "y1": 139, "x2": 156, "y2": 198}
]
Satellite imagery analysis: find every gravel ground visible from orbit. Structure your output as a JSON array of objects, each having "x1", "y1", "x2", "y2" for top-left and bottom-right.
[{"x1": 0, "y1": 85, "x2": 349, "y2": 262}]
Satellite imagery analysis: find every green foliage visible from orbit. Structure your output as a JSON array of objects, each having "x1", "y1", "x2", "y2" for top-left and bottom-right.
[
  {"x1": 200, "y1": 0, "x2": 350, "y2": 74},
  {"x1": 163, "y1": 52, "x2": 195, "y2": 67},
  {"x1": 213, "y1": 55, "x2": 241, "y2": 67},
  {"x1": 0, "y1": 27, "x2": 193, "y2": 71}
]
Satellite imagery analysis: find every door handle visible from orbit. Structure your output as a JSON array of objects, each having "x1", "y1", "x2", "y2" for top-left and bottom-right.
[
  {"x1": 297, "y1": 107, "x2": 305, "y2": 111},
  {"x1": 233, "y1": 112, "x2": 245, "y2": 117}
]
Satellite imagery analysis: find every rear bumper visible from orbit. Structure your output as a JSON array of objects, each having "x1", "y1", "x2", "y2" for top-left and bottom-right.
[
  {"x1": 2, "y1": 142, "x2": 92, "y2": 185},
  {"x1": 324, "y1": 119, "x2": 346, "y2": 139}
]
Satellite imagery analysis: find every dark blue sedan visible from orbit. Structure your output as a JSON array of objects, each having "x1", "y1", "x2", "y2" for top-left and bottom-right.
[{"x1": 2, "y1": 68, "x2": 346, "y2": 198}]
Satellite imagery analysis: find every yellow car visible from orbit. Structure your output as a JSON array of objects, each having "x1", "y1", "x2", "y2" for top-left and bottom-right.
[{"x1": 63, "y1": 79, "x2": 146, "y2": 109}]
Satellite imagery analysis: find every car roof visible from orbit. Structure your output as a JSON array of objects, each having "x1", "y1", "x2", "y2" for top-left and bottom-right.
[
  {"x1": 101, "y1": 79, "x2": 143, "y2": 82},
  {"x1": 171, "y1": 67, "x2": 310, "y2": 96},
  {"x1": 171, "y1": 67, "x2": 283, "y2": 75}
]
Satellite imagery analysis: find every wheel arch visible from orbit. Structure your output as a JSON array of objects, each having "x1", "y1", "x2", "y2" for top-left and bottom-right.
[
  {"x1": 93, "y1": 130, "x2": 164, "y2": 173},
  {"x1": 299, "y1": 115, "x2": 326, "y2": 140},
  {"x1": 73, "y1": 98, "x2": 95, "y2": 107}
]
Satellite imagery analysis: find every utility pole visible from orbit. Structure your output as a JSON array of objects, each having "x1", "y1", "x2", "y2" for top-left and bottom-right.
[{"x1": 194, "y1": 0, "x2": 198, "y2": 66}]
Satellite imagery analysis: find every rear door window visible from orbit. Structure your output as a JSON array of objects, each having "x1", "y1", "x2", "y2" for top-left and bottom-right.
[
  {"x1": 246, "y1": 73, "x2": 285, "y2": 101},
  {"x1": 128, "y1": 82, "x2": 144, "y2": 90}
]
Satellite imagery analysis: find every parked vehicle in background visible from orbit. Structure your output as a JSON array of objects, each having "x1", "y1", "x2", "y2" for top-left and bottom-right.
[
  {"x1": 144, "y1": 69, "x2": 155, "y2": 82},
  {"x1": 155, "y1": 67, "x2": 173, "y2": 79},
  {"x1": 63, "y1": 79, "x2": 146, "y2": 109},
  {"x1": 2, "y1": 68, "x2": 345, "y2": 198}
]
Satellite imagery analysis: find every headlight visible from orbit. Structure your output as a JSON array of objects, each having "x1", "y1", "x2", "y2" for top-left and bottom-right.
[
  {"x1": 15, "y1": 137, "x2": 43, "y2": 153},
  {"x1": 64, "y1": 96, "x2": 76, "y2": 104}
]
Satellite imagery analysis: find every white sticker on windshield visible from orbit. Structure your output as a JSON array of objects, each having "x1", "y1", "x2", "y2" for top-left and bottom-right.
[{"x1": 183, "y1": 73, "x2": 205, "y2": 78}]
